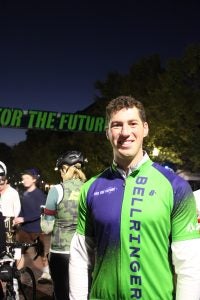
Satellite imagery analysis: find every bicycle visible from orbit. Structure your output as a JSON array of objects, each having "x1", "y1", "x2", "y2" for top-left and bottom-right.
[
  {"x1": 0, "y1": 238, "x2": 40, "y2": 300},
  {"x1": 0, "y1": 218, "x2": 41, "y2": 300}
]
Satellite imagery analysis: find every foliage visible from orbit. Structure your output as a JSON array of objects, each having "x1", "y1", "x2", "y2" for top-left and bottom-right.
[
  {"x1": 0, "y1": 143, "x2": 13, "y2": 176},
  {"x1": 95, "y1": 44, "x2": 200, "y2": 172}
]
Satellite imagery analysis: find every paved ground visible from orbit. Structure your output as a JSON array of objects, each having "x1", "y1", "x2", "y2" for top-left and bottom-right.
[{"x1": 23, "y1": 250, "x2": 53, "y2": 299}]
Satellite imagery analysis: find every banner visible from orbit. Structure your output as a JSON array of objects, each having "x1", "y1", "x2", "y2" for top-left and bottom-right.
[{"x1": 0, "y1": 107, "x2": 106, "y2": 133}]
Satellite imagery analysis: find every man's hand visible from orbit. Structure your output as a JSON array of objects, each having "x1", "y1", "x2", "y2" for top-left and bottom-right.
[{"x1": 13, "y1": 217, "x2": 24, "y2": 225}]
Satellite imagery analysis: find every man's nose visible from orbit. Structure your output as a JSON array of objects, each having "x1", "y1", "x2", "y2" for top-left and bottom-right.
[{"x1": 121, "y1": 124, "x2": 130, "y2": 135}]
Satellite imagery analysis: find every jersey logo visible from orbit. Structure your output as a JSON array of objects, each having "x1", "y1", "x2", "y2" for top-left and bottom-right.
[
  {"x1": 94, "y1": 187, "x2": 117, "y2": 196},
  {"x1": 149, "y1": 190, "x2": 156, "y2": 196},
  {"x1": 186, "y1": 222, "x2": 200, "y2": 233}
]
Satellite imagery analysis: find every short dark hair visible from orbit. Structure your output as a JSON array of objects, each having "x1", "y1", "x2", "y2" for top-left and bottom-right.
[
  {"x1": 106, "y1": 95, "x2": 147, "y2": 126},
  {"x1": 21, "y1": 168, "x2": 40, "y2": 179}
]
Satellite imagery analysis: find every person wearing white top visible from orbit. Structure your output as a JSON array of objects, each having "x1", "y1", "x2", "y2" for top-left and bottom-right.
[
  {"x1": 0, "y1": 161, "x2": 21, "y2": 218},
  {"x1": 0, "y1": 161, "x2": 21, "y2": 300}
]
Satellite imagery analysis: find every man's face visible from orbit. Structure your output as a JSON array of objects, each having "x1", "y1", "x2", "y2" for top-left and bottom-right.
[
  {"x1": 106, "y1": 107, "x2": 149, "y2": 166},
  {"x1": 22, "y1": 174, "x2": 36, "y2": 188}
]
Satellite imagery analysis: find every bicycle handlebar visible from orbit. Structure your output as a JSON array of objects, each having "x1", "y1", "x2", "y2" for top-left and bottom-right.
[
  {"x1": 6, "y1": 239, "x2": 39, "y2": 249},
  {"x1": 3, "y1": 218, "x2": 45, "y2": 261},
  {"x1": 0, "y1": 237, "x2": 42, "y2": 261}
]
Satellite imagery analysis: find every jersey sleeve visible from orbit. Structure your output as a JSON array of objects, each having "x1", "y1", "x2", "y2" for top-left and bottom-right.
[
  {"x1": 76, "y1": 179, "x2": 95, "y2": 237},
  {"x1": 44, "y1": 186, "x2": 60, "y2": 219},
  {"x1": 171, "y1": 179, "x2": 200, "y2": 242},
  {"x1": 41, "y1": 186, "x2": 59, "y2": 233}
]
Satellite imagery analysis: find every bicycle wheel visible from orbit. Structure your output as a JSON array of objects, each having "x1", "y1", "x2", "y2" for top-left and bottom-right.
[
  {"x1": 5, "y1": 282, "x2": 16, "y2": 300},
  {"x1": 18, "y1": 267, "x2": 36, "y2": 300}
]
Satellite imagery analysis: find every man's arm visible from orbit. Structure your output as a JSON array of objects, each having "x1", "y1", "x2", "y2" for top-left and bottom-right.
[
  {"x1": 0, "y1": 212, "x2": 6, "y2": 254},
  {"x1": 172, "y1": 238, "x2": 200, "y2": 300},
  {"x1": 69, "y1": 232, "x2": 95, "y2": 300},
  {"x1": 13, "y1": 191, "x2": 21, "y2": 217},
  {"x1": 40, "y1": 186, "x2": 60, "y2": 234}
]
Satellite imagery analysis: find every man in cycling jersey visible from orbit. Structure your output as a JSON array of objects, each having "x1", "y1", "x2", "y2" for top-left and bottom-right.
[{"x1": 69, "y1": 96, "x2": 200, "y2": 300}]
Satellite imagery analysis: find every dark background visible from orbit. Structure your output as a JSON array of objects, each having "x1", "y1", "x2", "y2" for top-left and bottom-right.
[{"x1": 0, "y1": 0, "x2": 200, "y2": 145}]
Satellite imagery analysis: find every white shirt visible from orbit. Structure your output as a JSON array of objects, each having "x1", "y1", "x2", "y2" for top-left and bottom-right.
[
  {"x1": 70, "y1": 234, "x2": 200, "y2": 300},
  {"x1": 0, "y1": 185, "x2": 21, "y2": 217}
]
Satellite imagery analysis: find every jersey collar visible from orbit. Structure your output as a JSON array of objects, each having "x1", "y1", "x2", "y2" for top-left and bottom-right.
[{"x1": 112, "y1": 152, "x2": 150, "y2": 178}]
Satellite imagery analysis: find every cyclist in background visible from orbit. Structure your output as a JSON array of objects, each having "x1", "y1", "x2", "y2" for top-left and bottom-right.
[
  {"x1": 0, "y1": 162, "x2": 14, "y2": 299},
  {"x1": 41, "y1": 151, "x2": 87, "y2": 300},
  {"x1": 14, "y1": 168, "x2": 51, "y2": 284},
  {"x1": 0, "y1": 211, "x2": 6, "y2": 300},
  {"x1": 0, "y1": 161, "x2": 21, "y2": 218}
]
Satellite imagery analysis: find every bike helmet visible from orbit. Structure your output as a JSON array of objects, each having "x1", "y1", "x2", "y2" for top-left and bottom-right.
[
  {"x1": 55, "y1": 151, "x2": 86, "y2": 170},
  {"x1": 0, "y1": 161, "x2": 7, "y2": 177}
]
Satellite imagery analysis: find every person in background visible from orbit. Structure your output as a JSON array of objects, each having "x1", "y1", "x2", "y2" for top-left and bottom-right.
[
  {"x1": 14, "y1": 168, "x2": 51, "y2": 284},
  {"x1": 69, "y1": 96, "x2": 200, "y2": 300},
  {"x1": 0, "y1": 161, "x2": 20, "y2": 299},
  {"x1": 41, "y1": 151, "x2": 87, "y2": 300},
  {"x1": 0, "y1": 211, "x2": 6, "y2": 300},
  {"x1": 0, "y1": 161, "x2": 21, "y2": 218}
]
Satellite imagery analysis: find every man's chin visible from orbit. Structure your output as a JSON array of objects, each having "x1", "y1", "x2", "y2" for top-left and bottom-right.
[
  {"x1": 117, "y1": 151, "x2": 134, "y2": 161},
  {"x1": 118, "y1": 148, "x2": 133, "y2": 156}
]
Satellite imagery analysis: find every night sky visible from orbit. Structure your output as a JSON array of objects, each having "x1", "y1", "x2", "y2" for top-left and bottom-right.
[{"x1": 0, "y1": 0, "x2": 199, "y2": 145}]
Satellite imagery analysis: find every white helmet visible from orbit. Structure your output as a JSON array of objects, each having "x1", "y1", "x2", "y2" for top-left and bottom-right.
[{"x1": 0, "y1": 161, "x2": 7, "y2": 176}]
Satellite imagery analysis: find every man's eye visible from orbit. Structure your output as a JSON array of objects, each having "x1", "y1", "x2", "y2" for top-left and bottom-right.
[
  {"x1": 111, "y1": 123, "x2": 121, "y2": 128},
  {"x1": 130, "y1": 122, "x2": 137, "y2": 127}
]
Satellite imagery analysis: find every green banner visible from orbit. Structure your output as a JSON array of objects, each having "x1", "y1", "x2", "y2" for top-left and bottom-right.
[{"x1": 0, "y1": 107, "x2": 106, "y2": 133}]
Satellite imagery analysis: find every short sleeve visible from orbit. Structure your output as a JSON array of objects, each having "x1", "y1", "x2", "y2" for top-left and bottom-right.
[{"x1": 171, "y1": 180, "x2": 200, "y2": 241}]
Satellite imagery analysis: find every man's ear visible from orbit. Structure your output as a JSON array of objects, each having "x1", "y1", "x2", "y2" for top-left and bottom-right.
[
  {"x1": 143, "y1": 122, "x2": 149, "y2": 138},
  {"x1": 106, "y1": 129, "x2": 109, "y2": 140}
]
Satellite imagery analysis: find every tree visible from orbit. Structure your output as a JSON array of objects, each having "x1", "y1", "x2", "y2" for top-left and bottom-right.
[
  {"x1": 94, "y1": 44, "x2": 200, "y2": 172},
  {"x1": 0, "y1": 143, "x2": 13, "y2": 175}
]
